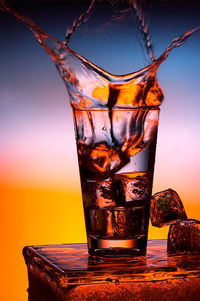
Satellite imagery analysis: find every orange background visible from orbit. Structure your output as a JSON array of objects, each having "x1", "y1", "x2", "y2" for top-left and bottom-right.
[{"x1": 1, "y1": 2, "x2": 200, "y2": 300}]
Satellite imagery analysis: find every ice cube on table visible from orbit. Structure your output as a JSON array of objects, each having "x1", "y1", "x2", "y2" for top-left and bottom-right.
[
  {"x1": 150, "y1": 188, "x2": 187, "y2": 227},
  {"x1": 168, "y1": 219, "x2": 200, "y2": 253}
]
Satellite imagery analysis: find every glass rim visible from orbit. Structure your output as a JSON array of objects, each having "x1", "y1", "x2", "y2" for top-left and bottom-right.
[{"x1": 72, "y1": 106, "x2": 160, "y2": 112}]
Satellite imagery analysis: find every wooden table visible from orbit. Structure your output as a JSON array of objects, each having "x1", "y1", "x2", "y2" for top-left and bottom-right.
[{"x1": 23, "y1": 240, "x2": 200, "y2": 300}]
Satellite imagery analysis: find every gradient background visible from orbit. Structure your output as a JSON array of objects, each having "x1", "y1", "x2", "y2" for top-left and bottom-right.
[{"x1": 0, "y1": 0, "x2": 200, "y2": 300}]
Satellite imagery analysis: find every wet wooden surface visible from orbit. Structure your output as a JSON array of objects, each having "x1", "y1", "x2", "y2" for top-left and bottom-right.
[{"x1": 23, "y1": 240, "x2": 200, "y2": 300}]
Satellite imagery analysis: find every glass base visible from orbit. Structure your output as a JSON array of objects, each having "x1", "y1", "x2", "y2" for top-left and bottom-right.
[{"x1": 88, "y1": 235, "x2": 147, "y2": 257}]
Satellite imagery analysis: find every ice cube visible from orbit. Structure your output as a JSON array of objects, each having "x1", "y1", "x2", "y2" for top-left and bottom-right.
[
  {"x1": 122, "y1": 109, "x2": 159, "y2": 157},
  {"x1": 88, "y1": 208, "x2": 109, "y2": 236},
  {"x1": 168, "y1": 219, "x2": 200, "y2": 253},
  {"x1": 114, "y1": 172, "x2": 151, "y2": 205},
  {"x1": 150, "y1": 188, "x2": 187, "y2": 227},
  {"x1": 121, "y1": 110, "x2": 148, "y2": 157},
  {"x1": 112, "y1": 207, "x2": 145, "y2": 238},
  {"x1": 89, "y1": 208, "x2": 145, "y2": 238},
  {"x1": 95, "y1": 181, "x2": 115, "y2": 208},
  {"x1": 81, "y1": 180, "x2": 115, "y2": 208},
  {"x1": 112, "y1": 209, "x2": 132, "y2": 237},
  {"x1": 87, "y1": 207, "x2": 145, "y2": 239},
  {"x1": 88, "y1": 208, "x2": 117, "y2": 237},
  {"x1": 107, "y1": 75, "x2": 163, "y2": 108},
  {"x1": 78, "y1": 142, "x2": 130, "y2": 180}
]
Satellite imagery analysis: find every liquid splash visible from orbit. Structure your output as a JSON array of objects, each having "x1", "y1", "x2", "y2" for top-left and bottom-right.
[
  {"x1": 0, "y1": 0, "x2": 198, "y2": 110},
  {"x1": 65, "y1": 0, "x2": 96, "y2": 45},
  {"x1": 129, "y1": 0, "x2": 155, "y2": 62}
]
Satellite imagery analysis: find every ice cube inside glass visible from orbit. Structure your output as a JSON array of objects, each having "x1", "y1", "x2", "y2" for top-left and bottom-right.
[{"x1": 73, "y1": 108, "x2": 159, "y2": 257}]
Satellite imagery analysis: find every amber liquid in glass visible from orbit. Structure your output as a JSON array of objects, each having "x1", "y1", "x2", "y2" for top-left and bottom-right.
[{"x1": 74, "y1": 108, "x2": 159, "y2": 256}]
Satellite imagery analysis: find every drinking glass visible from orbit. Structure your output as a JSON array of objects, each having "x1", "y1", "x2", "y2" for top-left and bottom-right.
[{"x1": 73, "y1": 107, "x2": 159, "y2": 256}]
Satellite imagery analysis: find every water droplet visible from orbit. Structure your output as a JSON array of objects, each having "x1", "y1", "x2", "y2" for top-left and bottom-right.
[
  {"x1": 102, "y1": 126, "x2": 106, "y2": 131},
  {"x1": 105, "y1": 278, "x2": 112, "y2": 282}
]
